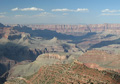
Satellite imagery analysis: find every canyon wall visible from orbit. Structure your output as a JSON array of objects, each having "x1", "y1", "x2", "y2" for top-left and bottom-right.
[{"x1": 26, "y1": 24, "x2": 120, "y2": 36}]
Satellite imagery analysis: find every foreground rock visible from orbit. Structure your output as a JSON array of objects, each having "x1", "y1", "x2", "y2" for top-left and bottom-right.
[{"x1": 5, "y1": 61, "x2": 120, "y2": 84}]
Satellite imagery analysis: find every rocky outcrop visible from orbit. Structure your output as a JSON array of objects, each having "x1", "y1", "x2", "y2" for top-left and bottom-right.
[{"x1": 5, "y1": 61, "x2": 120, "y2": 84}]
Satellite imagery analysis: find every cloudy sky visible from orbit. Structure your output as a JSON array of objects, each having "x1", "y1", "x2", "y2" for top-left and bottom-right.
[{"x1": 0, "y1": 0, "x2": 120, "y2": 24}]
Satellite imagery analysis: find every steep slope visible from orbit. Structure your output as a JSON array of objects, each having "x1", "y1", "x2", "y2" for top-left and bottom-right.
[{"x1": 5, "y1": 61, "x2": 120, "y2": 84}]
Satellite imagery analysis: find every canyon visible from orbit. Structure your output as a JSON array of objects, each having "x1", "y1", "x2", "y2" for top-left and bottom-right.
[{"x1": 1, "y1": 23, "x2": 120, "y2": 83}]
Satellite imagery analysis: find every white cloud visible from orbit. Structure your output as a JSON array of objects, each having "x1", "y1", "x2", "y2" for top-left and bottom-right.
[
  {"x1": 0, "y1": 12, "x2": 6, "y2": 18},
  {"x1": 20, "y1": 7, "x2": 44, "y2": 11},
  {"x1": 101, "y1": 9, "x2": 120, "y2": 16},
  {"x1": 11, "y1": 7, "x2": 44, "y2": 11},
  {"x1": 0, "y1": 12, "x2": 6, "y2": 15},
  {"x1": 62, "y1": 13, "x2": 68, "y2": 15},
  {"x1": 52, "y1": 8, "x2": 71, "y2": 12},
  {"x1": 13, "y1": 12, "x2": 55, "y2": 18},
  {"x1": 0, "y1": 15, "x2": 5, "y2": 18},
  {"x1": 101, "y1": 13, "x2": 120, "y2": 16},
  {"x1": 35, "y1": 12, "x2": 50, "y2": 16},
  {"x1": 102, "y1": 9, "x2": 120, "y2": 13},
  {"x1": 52, "y1": 8, "x2": 89, "y2": 12},
  {"x1": 34, "y1": 12, "x2": 55, "y2": 17},
  {"x1": 76, "y1": 8, "x2": 89, "y2": 12},
  {"x1": 15, "y1": 15, "x2": 25, "y2": 17},
  {"x1": 11, "y1": 7, "x2": 19, "y2": 11}
]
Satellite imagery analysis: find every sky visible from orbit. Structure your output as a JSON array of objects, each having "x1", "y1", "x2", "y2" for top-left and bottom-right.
[{"x1": 0, "y1": 0, "x2": 120, "y2": 24}]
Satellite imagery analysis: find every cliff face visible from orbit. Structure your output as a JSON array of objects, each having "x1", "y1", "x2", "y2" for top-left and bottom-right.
[{"x1": 27, "y1": 24, "x2": 120, "y2": 36}]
